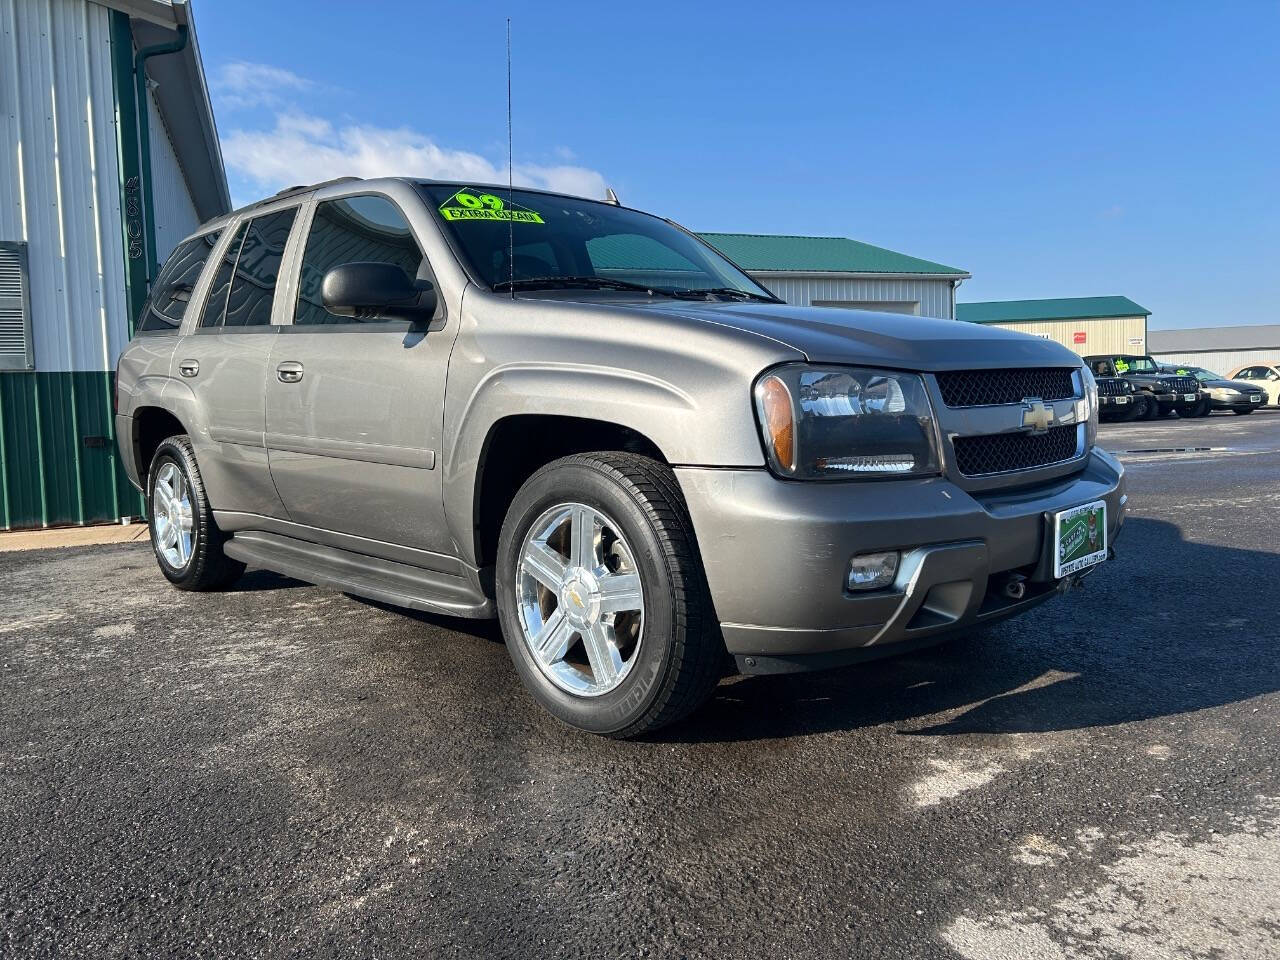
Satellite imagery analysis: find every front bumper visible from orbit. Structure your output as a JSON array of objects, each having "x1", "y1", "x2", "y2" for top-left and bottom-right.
[
  {"x1": 676, "y1": 449, "x2": 1125, "y2": 673},
  {"x1": 1209, "y1": 394, "x2": 1265, "y2": 410}
]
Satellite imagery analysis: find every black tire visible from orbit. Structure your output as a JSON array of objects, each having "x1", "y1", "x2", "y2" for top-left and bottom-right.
[
  {"x1": 146, "y1": 436, "x2": 245, "y2": 591},
  {"x1": 1141, "y1": 395, "x2": 1162, "y2": 420},
  {"x1": 495, "y1": 452, "x2": 723, "y2": 738},
  {"x1": 1194, "y1": 397, "x2": 1212, "y2": 417},
  {"x1": 1233, "y1": 408, "x2": 1254, "y2": 415},
  {"x1": 1117, "y1": 400, "x2": 1143, "y2": 422}
]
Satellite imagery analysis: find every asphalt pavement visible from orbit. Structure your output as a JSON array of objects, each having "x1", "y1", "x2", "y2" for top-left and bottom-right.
[{"x1": 3, "y1": 411, "x2": 1279, "y2": 959}]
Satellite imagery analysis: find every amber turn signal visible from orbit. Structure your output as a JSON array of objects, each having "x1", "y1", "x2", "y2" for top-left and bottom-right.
[{"x1": 757, "y1": 374, "x2": 796, "y2": 473}]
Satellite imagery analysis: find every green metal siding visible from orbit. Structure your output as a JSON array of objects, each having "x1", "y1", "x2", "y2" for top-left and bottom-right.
[{"x1": 0, "y1": 371, "x2": 141, "y2": 530}]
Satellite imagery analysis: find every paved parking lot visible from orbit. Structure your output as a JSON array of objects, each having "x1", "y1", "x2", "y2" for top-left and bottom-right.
[{"x1": 3, "y1": 411, "x2": 1279, "y2": 959}]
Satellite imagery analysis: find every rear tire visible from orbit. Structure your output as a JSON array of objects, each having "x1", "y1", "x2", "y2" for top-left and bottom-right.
[
  {"x1": 147, "y1": 436, "x2": 245, "y2": 591},
  {"x1": 495, "y1": 452, "x2": 724, "y2": 738}
]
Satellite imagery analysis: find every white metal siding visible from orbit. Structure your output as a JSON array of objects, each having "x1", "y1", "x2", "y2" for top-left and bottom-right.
[
  {"x1": 1150, "y1": 349, "x2": 1280, "y2": 373},
  {"x1": 0, "y1": 0, "x2": 128, "y2": 373},
  {"x1": 984, "y1": 316, "x2": 1147, "y2": 357},
  {"x1": 751, "y1": 274, "x2": 955, "y2": 318},
  {"x1": 146, "y1": 82, "x2": 199, "y2": 262}
]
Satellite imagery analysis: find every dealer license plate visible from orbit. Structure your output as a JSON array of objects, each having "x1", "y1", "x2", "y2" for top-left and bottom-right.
[
  {"x1": 1115, "y1": 396, "x2": 1129, "y2": 404},
  {"x1": 1183, "y1": 393, "x2": 1197, "y2": 401},
  {"x1": 1252, "y1": 394, "x2": 1262, "y2": 403},
  {"x1": 1053, "y1": 500, "x2": 1107, "y2": 579}
]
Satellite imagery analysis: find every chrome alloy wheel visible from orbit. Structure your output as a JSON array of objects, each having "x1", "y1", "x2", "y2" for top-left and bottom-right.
[
  {"x1": 151, "y1": 461, "x2": 194, "y2": 570},
  {"x1": 516, "y1": 502, "x2": 645, "y2": 697}
]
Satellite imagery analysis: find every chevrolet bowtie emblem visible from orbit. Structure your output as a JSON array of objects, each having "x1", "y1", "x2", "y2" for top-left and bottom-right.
[{"x1": 1021, "y1": 398, "x2": 1054, "y2": 435}]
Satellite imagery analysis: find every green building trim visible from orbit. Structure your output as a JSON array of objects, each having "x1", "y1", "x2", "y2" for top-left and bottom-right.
[{"x1": 0, "y1": 373, "x2": 141, "y2": 530}]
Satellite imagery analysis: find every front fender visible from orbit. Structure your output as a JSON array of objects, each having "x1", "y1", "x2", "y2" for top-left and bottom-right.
[{"x1": 439, "y1": 293, "x2": 801, "y2": 565}]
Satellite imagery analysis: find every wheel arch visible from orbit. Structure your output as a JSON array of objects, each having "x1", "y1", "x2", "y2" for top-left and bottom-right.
[
  {"x1": 468, "y1": 413, "x2": 669, "y2": 570},
  {"x1": 132, "y1": 406, "x2": 191, "y2": 487}
]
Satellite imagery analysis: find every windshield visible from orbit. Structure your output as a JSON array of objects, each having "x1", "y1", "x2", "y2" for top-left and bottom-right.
[
  {"x1": 1111, "y1": 355, "x2": 1160, "y2": 374},
  {"x1": 419, "y1": 184, "x2": 778, "y2": 301}
]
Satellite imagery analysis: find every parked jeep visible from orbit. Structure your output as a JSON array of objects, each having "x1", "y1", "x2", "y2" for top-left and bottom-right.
[
  {"x1": 1093, "y1": 371, "x2": 1140, "y2": 421},
  {"x1": 116, "y1": 178, "x2": 1125, "y2": 736},
  {"x1": 1084, "y1": 355, "x2": 1203, "y2": 419}
]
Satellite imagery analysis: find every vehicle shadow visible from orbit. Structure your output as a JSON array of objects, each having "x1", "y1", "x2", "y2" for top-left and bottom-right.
[
  {"x1": 228, "y1": 568, "x2": 310, "y2": 592},
  {"x1": 662, "y1": 516, "x2": 1280, "y2": 744},
  {"x1": 344, "y1": 593, "x2": 505, "y2": 644}
]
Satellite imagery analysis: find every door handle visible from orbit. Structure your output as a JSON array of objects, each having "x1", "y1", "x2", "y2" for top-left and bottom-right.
[
  {"x1": 276, "y1": 361, "x2": 304, "y2": 384},
  {"x1": 178, "y1": 359, "x2": 199, "y2": 378}
]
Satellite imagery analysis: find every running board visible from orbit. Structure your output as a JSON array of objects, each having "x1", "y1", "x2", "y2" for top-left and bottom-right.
[{"x1": 223, "y1": 530, "x2": 493, "y2": 619}]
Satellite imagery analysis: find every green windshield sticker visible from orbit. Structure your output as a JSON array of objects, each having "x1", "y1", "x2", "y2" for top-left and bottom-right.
[
  {"x1": 1114, "y1": 359, "x2": 1130, "y2": 373},
  {"x1": 439, "y1": 189, "x2": 544, "y2": 224}
]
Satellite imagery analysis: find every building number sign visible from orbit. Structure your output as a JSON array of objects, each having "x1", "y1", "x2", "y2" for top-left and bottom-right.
[{"x1": 125, "y1": 176, "x2": 143, "y2": 260}]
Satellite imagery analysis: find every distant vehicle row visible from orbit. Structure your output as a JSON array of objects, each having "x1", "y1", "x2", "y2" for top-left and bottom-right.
[{"x1": 1084, "y1": 355, "x2": 1273, "y2": 421}]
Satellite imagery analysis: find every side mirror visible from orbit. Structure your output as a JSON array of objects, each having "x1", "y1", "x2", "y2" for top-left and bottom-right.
[{"x1": 321, "y1": 261, "x2": 438, "y2": 325}]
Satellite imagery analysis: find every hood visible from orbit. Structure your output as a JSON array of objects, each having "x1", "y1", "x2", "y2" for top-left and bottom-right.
[
  {"x1": 625, "y1": 300, "x2": 1083, "y2": 371},
  {"x1": 1204, "y1": 378, "x2": 1262, "y2": 391}
]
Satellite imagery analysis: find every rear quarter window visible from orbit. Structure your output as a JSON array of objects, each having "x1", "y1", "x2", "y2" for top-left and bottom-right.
[{"x1": 136, "y1": 232, "x2": 221, "y2": 332}]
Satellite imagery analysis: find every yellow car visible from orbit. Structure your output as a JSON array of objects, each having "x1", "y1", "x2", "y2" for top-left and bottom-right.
[{"x1": 1228, "y1": 364, "x2": 1280, "y2": 406}]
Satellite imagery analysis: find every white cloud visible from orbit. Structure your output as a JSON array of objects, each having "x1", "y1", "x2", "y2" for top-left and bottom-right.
[
  {"x1": 222, "y1": 112, "x2": 608, "y2": 200},
  {"x1": 213, "y1": 61, "x2": 313, "y2": 110}
]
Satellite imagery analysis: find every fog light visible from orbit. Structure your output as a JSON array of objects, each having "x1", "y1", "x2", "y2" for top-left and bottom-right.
[{"x1": 847, "y1": 551, "x2": 899, "y2": 591}]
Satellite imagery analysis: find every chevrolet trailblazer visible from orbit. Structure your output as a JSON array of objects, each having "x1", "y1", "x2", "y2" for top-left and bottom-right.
[{"x1": 116, "y1": 178, "x2": 1125, "y2": 736}]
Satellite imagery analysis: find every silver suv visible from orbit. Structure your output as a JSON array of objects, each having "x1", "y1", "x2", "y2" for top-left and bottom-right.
[{"x1": 116, "y1": 177, "x2": 1125, "y2": 736}]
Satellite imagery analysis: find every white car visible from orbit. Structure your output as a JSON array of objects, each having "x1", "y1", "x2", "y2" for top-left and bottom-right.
[{"x1": 1229, "y1": 364, "x2": 1280, "y2": 406}]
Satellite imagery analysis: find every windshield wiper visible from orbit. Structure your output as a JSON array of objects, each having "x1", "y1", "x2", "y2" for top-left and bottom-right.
[
  {"x1": 670, "y1": 287, "x2": 780, "y2": 303},
  {"x1": 492, "y1": 275, "x2": 659, "y2": 294}
]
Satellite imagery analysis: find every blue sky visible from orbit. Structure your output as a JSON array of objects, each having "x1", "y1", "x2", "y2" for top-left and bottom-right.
[{"x1": 195, "y1": 1, "x2": 1279, "y2": 330}]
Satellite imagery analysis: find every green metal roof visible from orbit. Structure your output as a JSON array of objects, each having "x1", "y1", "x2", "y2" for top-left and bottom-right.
[
  {"x1": 957, "y1": 296, "x2": 1151, "y2": 325},
  {"x1": 696, "y1": 233, "x2": 968, "y2": 276}
]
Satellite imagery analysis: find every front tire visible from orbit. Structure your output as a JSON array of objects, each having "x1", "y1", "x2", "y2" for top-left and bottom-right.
[
  {"x1": 1141, "y1": 395, "x2": 1162, "y2": 420},
  {"x1": 1233, "y1": 408, "x2": 1255, "y2": 415},
  {"x1": 496, "y1": 452, "x2": 723, "y2": 738},
  {"x1": 147, "y1": 436, "x2": 245, "y2": 591}
]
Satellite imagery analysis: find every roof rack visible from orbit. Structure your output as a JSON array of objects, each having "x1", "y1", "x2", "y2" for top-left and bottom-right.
[{"x1": 239, "y1": 177, "x2": 364, "y2": 212}]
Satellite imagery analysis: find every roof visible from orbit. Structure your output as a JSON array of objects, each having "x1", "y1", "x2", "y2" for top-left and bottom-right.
[
  {"x1": 1148, "y1": 324, "x2": 1280, "y2": 354},
  {"x1": 110, "y1": 0, "x2": 230, "y2": 220},
  {"x1": 957, "y1": 296, "x2": 1151, "y2": 325},
  {"x1": 696, "y1": 233, "x2": 969, "y2": 277}
]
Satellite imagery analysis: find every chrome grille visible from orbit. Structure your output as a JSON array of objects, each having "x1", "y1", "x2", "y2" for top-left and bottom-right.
[
  {"x1": 953, "y1": 425, "x2": 1079, "y2": 477},
  {"x1": 935, "y1": 368, "x2": 1076, "y2": 407}
]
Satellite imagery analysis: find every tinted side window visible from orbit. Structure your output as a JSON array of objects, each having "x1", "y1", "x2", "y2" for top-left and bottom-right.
[
  {"x1": 295, "y1": 195, "x2": 423, "y2": 326},
  {"x1": 137, "y1": 232, "x2": 220, "y2": 331},
  {"x1": 198, "y1": 221, "x2": 248, "y2": 328},
  {"x1": 223, "y1": 209, "x2": 297, "y2": 328}
]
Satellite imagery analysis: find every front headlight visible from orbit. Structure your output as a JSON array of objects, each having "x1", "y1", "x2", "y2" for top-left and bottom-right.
[
  {"x1": 1080, "y1": 365, "x2": 1099, "y2": 447},
  {"x1": 753, "y1": 365, "x2": 939, "y2": 479}
]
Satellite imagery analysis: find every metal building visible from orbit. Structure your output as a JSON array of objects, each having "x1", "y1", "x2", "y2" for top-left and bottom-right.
[
  {"x1": 956, "y1": 296, "x2": 1151, "y2": 357},
  {"x1": 698, "y1": 234, "x2": 969, "y2": 319},
  {"x1": 1148, "y1": 324, "x2": 1280, "y2": 373},
  {"x1": 0, "y1": 0, "x2": 227, "y2": 530}
]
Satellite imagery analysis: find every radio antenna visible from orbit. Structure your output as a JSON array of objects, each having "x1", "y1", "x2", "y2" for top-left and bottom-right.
[{"x1": 506, "y1": 17, "x2": 514, "y2": 300}]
